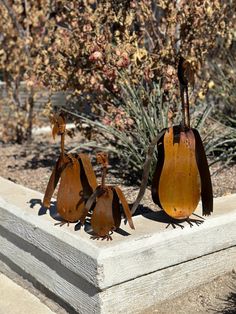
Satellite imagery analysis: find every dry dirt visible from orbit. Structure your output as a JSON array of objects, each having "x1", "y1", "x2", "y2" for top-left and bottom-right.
[
  {"x1": 0, "y1": 130, "x2": 236, "y2": 314},
  {"x1": 144, "y1": 271, "x2": 236, "y2": 314}
]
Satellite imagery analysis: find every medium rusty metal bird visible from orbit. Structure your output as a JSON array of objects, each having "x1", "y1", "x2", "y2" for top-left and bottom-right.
[{"x1": 43, "y1": 113, "x2": 97, "y2": 225}]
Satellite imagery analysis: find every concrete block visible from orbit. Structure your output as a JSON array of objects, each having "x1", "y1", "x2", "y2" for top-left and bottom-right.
[{"x1": 0, "y1": 177, "x2": 235, "y2": 313}]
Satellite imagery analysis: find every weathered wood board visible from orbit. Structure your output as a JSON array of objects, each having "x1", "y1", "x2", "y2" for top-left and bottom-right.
[
  {"x1": 0, "y1": 177, "x2": 235, "y2": 313},
  {"x1": 100, "y1": 247, "x2": 236, "y2": 314}
]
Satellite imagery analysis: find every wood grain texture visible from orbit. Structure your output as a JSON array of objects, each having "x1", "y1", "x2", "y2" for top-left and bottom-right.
[
  {"x1": 1, "y1": 220, "x2": 235, "y2": 314},
  {"x1": 0, "y1": 228, "x2": 100, "y2": 314},
  {"x1": 0, "y1": 200, "x2": 100, "y2": 288},
  {"x1": 98, "y1": 209, "x2": 236, "y2": 288},
  {"x1": 100, "y1": 246, "x2": 236, "y2": 314}
]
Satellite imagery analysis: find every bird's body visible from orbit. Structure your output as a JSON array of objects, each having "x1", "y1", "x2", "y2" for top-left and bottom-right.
[{"x1": 152, "y1": 126, "x2": 201, "y2": 219}]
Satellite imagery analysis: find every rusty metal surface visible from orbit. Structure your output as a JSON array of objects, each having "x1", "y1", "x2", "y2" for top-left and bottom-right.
[
  {"x1": 113, "y1": 186, "x2": 134, "y2": 230},
  {"x1": 43, "y1": 124, "x2": 133, "y2": 239},
  {"x1": 134, "y1": 58, "x2": 213, "y2": 220},
  {"x1": 151, "y1": 125, "x2": 213, "y2": 219},
  {"x1": 78, "y1": 153, "x2": 97, "y2": 193},
  {"x1": 57, "y1": 155, "x2": 85, "y2": 223},
  {"x1": 151, "y1": 57, "x2": 213, "y2": 219},
  {"x1": 91, "y1": 189, "x2": 118, "y2": 239},
  {"x1": 43, "y1": 113, "x2": 97, "y2": 224},
  {"x1": 42, "y1": 155, "x2": 66, "y2": 208},
  {"x1": 152, "y1": 126, "x2": 201, "y2": 219},
  {"x1": 85, "y1": 153, "x2": 134, "y2": 240},
  {"x1": 192, "y1": 128, "x2": 213, "y2": 215},
  {"x1": 42, "y1": 56, "x2": 213, "y2": 232}
]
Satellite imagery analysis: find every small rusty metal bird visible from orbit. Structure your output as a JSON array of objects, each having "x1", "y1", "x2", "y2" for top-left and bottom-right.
[{"x1": 84, "y1": 152, "x2": 135, "y2": 240}]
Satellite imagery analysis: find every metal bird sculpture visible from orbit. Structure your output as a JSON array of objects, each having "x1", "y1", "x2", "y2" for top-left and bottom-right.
[
  {"x1": 132, "y1": 57, "x2": 213, "y2": 221},
  {"x1": 84, "y1": 152, "x2": 135, "y2": 240},
  {"x1": 43, "y1": 113, "x2": 97, "y2": 225}
]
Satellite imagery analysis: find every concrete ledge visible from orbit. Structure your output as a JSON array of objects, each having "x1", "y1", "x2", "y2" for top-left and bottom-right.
[{"x1": 0, "y1": 177, "x2": 235, "y2": 313}]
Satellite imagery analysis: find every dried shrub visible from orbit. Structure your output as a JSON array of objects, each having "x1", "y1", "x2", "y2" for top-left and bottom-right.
[
  {"x1": 0, "y1": 0, "x2": 50, "y2": 142},
  {"x1": 0, "y1": 0, "x2": 235, "y2": 144},
  {"x1": 33, "y1": 0, "x2": 235, "y2": 112}
]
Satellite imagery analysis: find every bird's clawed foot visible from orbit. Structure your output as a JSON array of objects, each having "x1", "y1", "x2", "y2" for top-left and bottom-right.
[
  {"x1": 90, "y1": 232, "x2": 113, "y2": 241},
  {"x1": 166, "y1": 221, "x2": 185, "y2": 229},
  {"x1": 186, "y1": 217, "x2": 204, "y2": 227},
  {"x1": 54, "y1": 220, "x2": 70, "y2": 227}
]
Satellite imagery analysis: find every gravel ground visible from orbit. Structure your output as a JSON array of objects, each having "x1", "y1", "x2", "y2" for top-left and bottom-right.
[{"x1": 0, "y1": 130, "x2": 236, "y2": 314}]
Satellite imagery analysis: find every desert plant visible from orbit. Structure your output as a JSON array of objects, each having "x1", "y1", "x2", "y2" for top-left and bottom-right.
[
  {"x1": 63, "y1": 77, "x2": 172, "y2": 181},
  {"x1": 1, "y1": 0, "x2": 234, "y2": 145},
  {"x1": 31, "y1": 0, "x2": 235, "y2": 181},
  {"x1": 203, "y1": 118, "x2": 236, "y2": 171},
  {"x1": 62, "y1": 74, "x2": 236, "y2": 184},
  {"x1": 208, "y1": 51, "x2": 236, "y2": 122}
]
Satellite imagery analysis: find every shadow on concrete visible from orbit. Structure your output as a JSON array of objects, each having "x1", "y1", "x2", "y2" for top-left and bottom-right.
[
  {"x1": 131, "y1": 204, "x2": 205, "y2": 229},
  {"x1": 29, "y1": 198, "x2": 63, "y2": 222},
  {"x1": 29, "y1": 198, "x2": 132, "y2": 239},
  {"x1": 0, "y1": 226, "x2": 101, "y2": 297},
  {"x1": 74, "y1": 218, "x2": 131, "y2": 240},
  {"x1": 29, "y1": 198, "x2": 205, "y2": 234}
]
